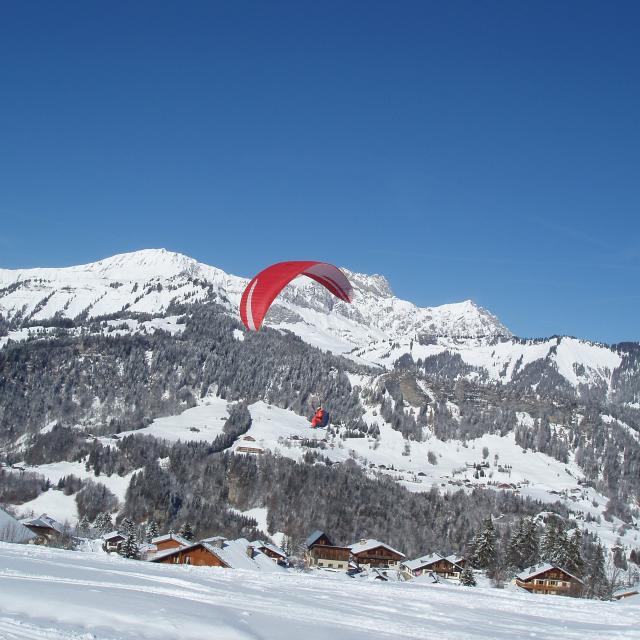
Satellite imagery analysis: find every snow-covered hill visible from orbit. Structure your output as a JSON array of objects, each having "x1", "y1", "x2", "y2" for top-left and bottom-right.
[
  {"x1": 0, "y1": 249, "x2": 633, "y2": 400},
  {"x1": 0, "y1": 542, "x2": 637, "y2": 640}
]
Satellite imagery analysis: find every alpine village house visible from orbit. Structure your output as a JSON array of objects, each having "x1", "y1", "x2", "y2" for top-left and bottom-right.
[
  {"x1": 515, "y1": 563, "x2": 584, "y2": 596},
  {"x1": 305, "y1": 531, "x2": 405, "y2": 571}
]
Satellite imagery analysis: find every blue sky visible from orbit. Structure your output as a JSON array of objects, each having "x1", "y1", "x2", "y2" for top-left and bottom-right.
[{"x1": 1, "y1": 1, "x2": 638, "y2": 343}]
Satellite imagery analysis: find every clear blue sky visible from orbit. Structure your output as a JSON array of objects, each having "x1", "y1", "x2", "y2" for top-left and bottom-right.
[{"x1": 1, "y1": 1, "x2": 638, "y2": 343}]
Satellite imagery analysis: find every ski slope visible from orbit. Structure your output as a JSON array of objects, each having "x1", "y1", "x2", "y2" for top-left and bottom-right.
[{"x1": 0, "y1": 542, "x2": 637, "y2": 640}]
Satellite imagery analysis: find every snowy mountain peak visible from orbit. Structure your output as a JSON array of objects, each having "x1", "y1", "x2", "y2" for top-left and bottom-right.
[
  {"x1": 342, "y1": 270, "x2": 394, "y2": 298},
  {"x1": 0, "y1": 249, "x2": 510, "y2": 343},
  {"x1": 81, "y1": 248, "x2": 202, "y2": 280}
]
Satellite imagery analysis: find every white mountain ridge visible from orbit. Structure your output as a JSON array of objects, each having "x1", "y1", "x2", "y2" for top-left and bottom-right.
[{"x1": 0, "y1": 248, "x2": 624, "y2": 393}]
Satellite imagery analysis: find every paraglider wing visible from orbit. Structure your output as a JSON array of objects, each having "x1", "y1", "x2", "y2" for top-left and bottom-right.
[{"x1": 240, "y1": 261, "x2": 353, "y2": 331}]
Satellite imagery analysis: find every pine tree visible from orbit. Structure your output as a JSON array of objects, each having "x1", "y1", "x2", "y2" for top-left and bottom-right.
[
  {"x1": 541, "y1": 518, "x2": 559, "y2": 562},
  {"x1": 460, "y1": 566, "x2": 477, "y2": 586},
  {"x1": 120, "y1": 532, "x2": 140, "y2": 560},
  {"x1": 178, "y1": 521, "x2": 195, "y2": 541},
  {"x1": 473, "y1": 516, "x2": 497, "y2": 574},
  {"x1": 541, "y1": 517, "x2": 570, "y2": 568},
  {"x1": 507, "y1": 520, "x2": 525, "y2": 570},
  {"x1": 93, "y1": 513, "x2": 113, "y2": 535},
  {"x1": 585, "y1": 542, "x2": 608, "y2": 599},
  {"x1": 520, "y1": 518, "x2": 540, "y2": 568},
  {"x1": 145, "y1": 520, "x2": 159, "y2": 542},
  {"x1": 566, "y1": 529, "x2": 585, "y2": 578},
  {"x1": 120, "y1": 517, "x2": 135, "y2": 536},
  {"x1": 77, "y1": 515, "x2": 92, "y2": 537}
]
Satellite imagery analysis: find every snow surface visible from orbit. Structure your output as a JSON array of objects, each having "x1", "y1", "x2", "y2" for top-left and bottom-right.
[
  {"x1": 0, "y1": 542, "x2": 637, "y2": 639},
  {"x1": 117, "y1": 396, "x2": 230, "y2": 443},
  {"x1": 14, "y1": 461, "x2": 138, "y2": 524}
]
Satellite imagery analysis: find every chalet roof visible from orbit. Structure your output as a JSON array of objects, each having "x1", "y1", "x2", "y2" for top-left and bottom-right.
[
  {"x1": 0, "y1": 507, "x2": 36, "y2": 543},
  {"x1": 402, "y1": 553, "x2": 445, "y2": 571},
  {"x1": 103, "y1": 530, "x2": 126, "y2": 541},
  {"x1": 20, "y1": 513, "x2": 65, "y2": 534},
  {"x1": 445, "y1": 554, "x2": 465, "y2": 567},
  {"x1": 250, "y1": 539, "x2": 286, "y2": 558},
  {"x1": 516, "y1": 562, "x2": 583, "y2": 584},
  {"x1": 203, "y1": 538, "x2": 282, "y2": 572},
  {"x1": 305, "y1": 530, "x2": 329, "y2": 548},
  {"x1": 151, "y1": 532, "x2": 192, "y2": 547},
  {"x1": 348, "y1": 539, "x2": 405, "y2": 559}
]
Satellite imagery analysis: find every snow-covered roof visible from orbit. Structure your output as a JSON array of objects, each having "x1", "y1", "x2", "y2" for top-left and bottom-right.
[
  {"x1": 20, "y1": 513, "x2": 65, "y2": 534},
  {"x1": 151, "y1": 533, "x2": 191, "y2": 547},
  {"x1": 516, "y1": 563, "x2": 583, "y2": 584},
  {"x1": 402, "y1": 553, "x2": 445, "y2": 571},
  {"x1": 0, "y1": 507, "x2": 36, "y2": 543},
  {"x1": 150, "y1": 538, "x2": 285, "y2": 573},
  {"x1": 305, "y1": 530, "x2": 328, "y2": 548},
  {"x1": 103, "y1": 530, "x2": 125, "y2": 541},
  {"x1": 445, "y1": 554, "x2": 465, "y2": 566},
  {"x1": 348, "y1": 539, "x2": 405, "y2": 558},
  {"x1": 613, "y1": 585, "x2": 639, "y2": 598},
  {"x1": 205, "y1": 539, "x2": 284, "y2": 572},
  {"x1": 138, "y1": 543, "x2": 157, "y2": 553},
  {"x1": 250, "y1": 539, "x2": 286, "y2": 558}
]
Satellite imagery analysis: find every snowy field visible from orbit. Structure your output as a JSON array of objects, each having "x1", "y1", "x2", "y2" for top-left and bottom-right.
[{"x1": 0, "y1": 543, "x2": 638, "y2": 640}]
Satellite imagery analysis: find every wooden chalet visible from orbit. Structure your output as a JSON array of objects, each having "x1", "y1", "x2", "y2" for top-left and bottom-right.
[
  {"x1": 250, "y1": 539, "x2": 287, "y2": 564},
  {"x1": 20, "y1": 514, "x2": 65, "y2": 543},
  {"x1": 102, "y1": 531, "x2": 126, "y2": 552},
  {"x1": 152, "y1": 542, "x2": 228, "y2": 567},
  {"x1": 151, "y1": 532, "x2": 192, "y2": 554},
  {"x1": 305, "y1": 530, "x2": 351, "y2": 571},
  {"x1": 348, "y1": 538, "x2": 405, "y2": 569},
  {"x1": 401, "y1": 553, "x2": 464, "y2": 580},
  {"x1": 235, "y1": 445, "x2": 264, "y2": 455},
  {"x1": 151, "y1": 537, "x2": 284, "y2": 572},
  {"x1": 515, "y1": 563, "x2": 584, "y2": 596}
]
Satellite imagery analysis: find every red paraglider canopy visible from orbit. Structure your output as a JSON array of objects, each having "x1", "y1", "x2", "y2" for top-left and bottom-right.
[{"x1": 240, "y1": 261, "x2": 353, "y2": 331}]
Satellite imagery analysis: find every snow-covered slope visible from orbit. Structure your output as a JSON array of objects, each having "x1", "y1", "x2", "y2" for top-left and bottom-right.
[
  {"x1": 0, "y1": 542, "x2": 637, "y2": 640},
  {"x1": 1, "y1": 249, "x2": 630, "y2": 397}
]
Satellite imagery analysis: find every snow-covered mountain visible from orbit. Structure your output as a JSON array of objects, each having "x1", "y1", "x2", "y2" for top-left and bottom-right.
[
  {"x1": 0, "y1": 249, "x2": 633, "y2": 401},
  {"x1": 2, "y1": 249, "x2": 639, "y2": 560},
  {"x1": 0, "y1": 248, "x2": 508, "y2": 340}
]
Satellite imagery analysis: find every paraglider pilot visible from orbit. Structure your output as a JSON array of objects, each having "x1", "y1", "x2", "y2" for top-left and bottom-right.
[{"x1": 311, "y1": 406, "x2": 329, "y2": 429}]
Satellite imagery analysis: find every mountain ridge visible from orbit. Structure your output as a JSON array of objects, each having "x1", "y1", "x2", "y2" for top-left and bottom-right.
[{"x1": 0, "y1": 248, "x2": 511, "y2": 340}]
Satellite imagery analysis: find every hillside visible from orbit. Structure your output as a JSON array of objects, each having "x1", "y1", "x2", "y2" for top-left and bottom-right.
[
  {"x1": 0, "y1": 542, "x2": 637, "y2": 640},
  {"x1": 1, "y1": 249, "x2": 639, "y2": 562}
]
